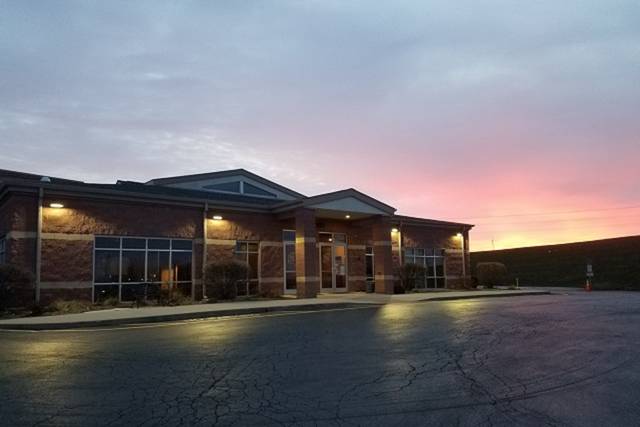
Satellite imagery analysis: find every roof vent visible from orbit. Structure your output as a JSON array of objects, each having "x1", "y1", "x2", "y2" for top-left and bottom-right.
[{"x1": 40, "y1": 176, "x2": 52, "y2": 183}]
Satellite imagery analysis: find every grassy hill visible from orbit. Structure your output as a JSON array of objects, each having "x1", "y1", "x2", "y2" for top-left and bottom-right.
[{"x1": 471, "y1": 235, "x2": 640, "y2": 289}]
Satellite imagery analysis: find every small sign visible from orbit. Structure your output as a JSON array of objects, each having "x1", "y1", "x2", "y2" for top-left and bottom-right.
[{"x1": 586, "y1": 264, "x2": 594, "y2": 278}]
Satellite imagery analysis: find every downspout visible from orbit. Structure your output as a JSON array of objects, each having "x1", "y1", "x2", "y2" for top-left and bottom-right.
[
  {"x1": 202, "y1": 201, "x2": 208, "y2": 300},
  {"x1": 35, "y1": 187, "x2": 43, "y2": 304}
]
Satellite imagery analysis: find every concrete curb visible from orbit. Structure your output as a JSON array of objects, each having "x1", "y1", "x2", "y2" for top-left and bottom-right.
[
  {"x1": 420, "y1": 290, "x2": 551, "y2": 302},
  {"x1": 0, "y1": 303, "x2": 379, "y2": 331},
  {"x1": 0, "y1": 291, "x2": 552, "y2": 331}
]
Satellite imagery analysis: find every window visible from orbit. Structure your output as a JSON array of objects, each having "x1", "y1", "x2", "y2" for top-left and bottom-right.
[
  {"x1": 0, "y1": 237, "x2": 6, "y2": 264},
  {"x1": 244, "y1": 182, "x2": 277, "y2": 198},
  {"x1": 403, "y1": 248, "x2": 446, "y2": 288},
  {"x1": 202, "y1": 180, "x2": 278, "y2": 198},
  {"x1": 93, "y1": 237, "x2": 193, "y2": 303},
  {"x1": 234, "y1": 241, "x2": 259, "y2": 296},
  {"x1": 203, "y1": 181, "x2": 241, "y2": 193},
  {"x1": 365, "y1": 246, "x2": 374, "y2": 285},
  {"x1": 283, "y1": 230, "x2": 296, "y2": 291},
  {"x1": 318, "y1": 232, "x2": 346, "y2": 243}
]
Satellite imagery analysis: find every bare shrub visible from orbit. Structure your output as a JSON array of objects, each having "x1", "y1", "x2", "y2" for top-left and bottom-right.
[{"x1": 476, "y1": 262, "x2": 508, "y2": 288}]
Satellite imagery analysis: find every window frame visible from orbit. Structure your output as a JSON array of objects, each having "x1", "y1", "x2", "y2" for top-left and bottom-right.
[
  {"x1": 283, "y1": 230, "x2": 296, "y2": 293},
  {"x1": 201, "y1": 180, "x2": 278, "y2": 199},
  {"x1": 234, "y1": 240, "x2": 260, "y2": 296},
  {"x1": 93, "y1": 236, "x2": 193, "y2": 302},
  {"x1": 403, "y1": 247, "x2": 446, "y2": 289},
  {"x1": 365, "y1": 246, "x2": 374, "y2": 285}
]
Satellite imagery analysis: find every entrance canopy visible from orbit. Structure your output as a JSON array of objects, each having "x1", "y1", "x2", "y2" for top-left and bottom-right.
[{"x1": 273, "y1": 188, "x2": 396, "y2": 219}]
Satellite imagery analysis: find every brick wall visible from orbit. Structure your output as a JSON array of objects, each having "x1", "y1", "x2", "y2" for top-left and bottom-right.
[{"x1": 400, "y1": 225, "x2": 469, "y2": 289}]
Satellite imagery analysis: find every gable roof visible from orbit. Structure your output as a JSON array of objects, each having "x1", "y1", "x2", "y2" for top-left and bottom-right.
[
  {"x1": 273, "y1": 188, "x2": 397, "y2": 215},
  {"x1": 145, "y1": 169, "x2": 306, "y2": 199}
]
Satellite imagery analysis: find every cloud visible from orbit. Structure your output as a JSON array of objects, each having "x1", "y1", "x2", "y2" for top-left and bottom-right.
[{"x1": 0, "y1": 0, "x2": 639, "y2": 249}]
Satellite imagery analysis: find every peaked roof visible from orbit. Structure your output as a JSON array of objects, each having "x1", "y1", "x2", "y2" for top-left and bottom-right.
[
  {"x1": 145, "y1": 169, "x2": 306, "y2": 199},
  {"x1": 273, "y1": 188, "x2": 397, "y2": 215}
]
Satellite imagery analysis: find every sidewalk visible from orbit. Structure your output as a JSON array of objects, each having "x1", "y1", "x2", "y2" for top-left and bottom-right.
[{"x1": 0, "y1": 289, "x2": 550, "y2": 330}]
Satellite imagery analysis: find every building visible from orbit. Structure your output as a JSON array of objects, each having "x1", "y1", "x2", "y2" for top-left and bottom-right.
[{"x1": 0, "y1": 168, "x2": 473, "y2": 305}]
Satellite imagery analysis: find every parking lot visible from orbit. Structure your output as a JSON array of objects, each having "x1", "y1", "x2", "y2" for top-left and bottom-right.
[{"x1": 1, "y1": 291, "x2": 639, "y2": 426}]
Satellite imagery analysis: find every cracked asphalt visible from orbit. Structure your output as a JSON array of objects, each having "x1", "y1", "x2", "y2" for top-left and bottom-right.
[{"x1": 1, "y1": 291, "x2": 640, "y2": 426}]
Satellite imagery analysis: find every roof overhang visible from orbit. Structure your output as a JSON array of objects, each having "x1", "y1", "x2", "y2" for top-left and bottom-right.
[{"x1": 273, "y1": 188, "x2": 396, "y2": 218}]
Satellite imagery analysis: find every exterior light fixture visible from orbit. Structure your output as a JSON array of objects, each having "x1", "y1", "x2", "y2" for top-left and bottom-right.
[
  {"x1": 456, "y1": 232, "x2": 463, "y2": 238},
  {"x1": 49, "y1": 202, "x2": 64, "y2": 209},
  {"x1": 345, "y1": 214, "x2": 351, "y2": 219},
  {"x1": 391, "y1": 228, "x2": 399, "y2": 233},
  {"x1": 212, "y1": 215, "x2": 223, "y2": 220}
]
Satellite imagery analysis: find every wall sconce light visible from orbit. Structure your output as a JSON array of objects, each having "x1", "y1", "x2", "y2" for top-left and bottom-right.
[
  {"x1": 49, "y1": 202, "x2": 64, "y2": 209},
  {"x1": 391, "y1": 228, "x2": 399, "y2": 233},
  {"x1": 345, "y1": 214, "x2": 351, "y2": 219},
  {"x1": 456, "y1": 232, "x2": 463, "y2": 238},
  {"x1": 212, "y1": 215, "x2": 223, "y2": 220}
]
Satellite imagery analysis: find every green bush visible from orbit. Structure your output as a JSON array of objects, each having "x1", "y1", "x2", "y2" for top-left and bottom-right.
[
  {"x1": 0, "y1": 264, "x2": 33, "y2": 309},
  {"x1": 476, "y1": 262, "x2": 508, "y2": 288},
  {"x1": 205, "y1": 261, "x2": 249, "y2": 301},
  {"x1": 396, "y1": 263, "x2": 427, "y2": 292}
]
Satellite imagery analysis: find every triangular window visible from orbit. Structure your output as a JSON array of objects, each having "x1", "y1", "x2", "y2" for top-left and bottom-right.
[
  {"x1": 202, "y1": 181, "x2": 241, "y2": 193},
  {"x1": 243, "y1": 182, "x2": 276, "y2": 198}
]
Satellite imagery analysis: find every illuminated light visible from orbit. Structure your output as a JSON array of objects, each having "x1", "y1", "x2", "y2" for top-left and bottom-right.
[
  {"x1": 49, "y1": 203, "x2": 64, "y2": 209},
  {"x1": 328, "y1": 238, "x2": 333, "y2": 242},
  {"x1": 391, "y1": 228, "x2": 399, "y2": 233},
  {"x1": 212, "y1": 215, "x2": 223, "y2": 220},
  {"x1": 456, "y1": 232, "x2": 463, "y2": 238},
  {"x1": 345, "y1": 214, "x2": 351, "y2": 219}
]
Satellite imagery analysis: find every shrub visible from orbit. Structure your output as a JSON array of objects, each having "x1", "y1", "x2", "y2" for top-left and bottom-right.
[
  {"x1": 101, "y1": 297, "x2": 119, "y2": 307},
  {"x1": 476, "y1": 262, "x2": 508, "y2": 288},
  {"x1": 46, "y1": 299, "x2": 91, "y2": 314},
  {"x1": 0, "y1": 264, "x2": 34, "y2": 309},
  {"x1": 396, "y1": 263, "x2": 427, "y2": 292},
  {"x1": 205, "y1": 261, "x2": 249, "y2": 301}
]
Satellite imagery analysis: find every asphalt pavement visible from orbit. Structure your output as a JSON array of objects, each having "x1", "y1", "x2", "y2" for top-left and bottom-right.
[{"x1": 1, "y1": 291, "x2": 639, "y2": 426}]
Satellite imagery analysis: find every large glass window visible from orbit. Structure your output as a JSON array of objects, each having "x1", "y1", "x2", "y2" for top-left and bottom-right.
[
  {"x1": 0, "y1": 237, "x2": 6, "y2": 264},
  {"x1": 93, "y1": 237, "x2": 193, "y2": 303},
  {"x1": 283, "y1": 230, "x2": 296, "y2": 291},
  {"x1": 234, "y1": 241, "x2": 259, "y2": 296},
  {"x1": 403, "y1": 248, "x2": 446, "y2": 289}
]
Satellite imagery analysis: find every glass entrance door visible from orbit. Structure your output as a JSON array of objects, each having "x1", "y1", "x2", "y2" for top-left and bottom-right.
[
  {"x1": 334, "y1": 245, "x2": 347, "y2": 290},
  {"x1": 320, "y1": 244, "x2": 333, "y2": 290},
  {"x1": 319, "y1": 243, "x2": 348, "y2": 292}
]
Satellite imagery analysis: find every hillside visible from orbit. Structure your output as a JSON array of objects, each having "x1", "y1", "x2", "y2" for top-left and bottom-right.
[{"x1": 471, "y1": 235, "x2": 640, "y2": 289}]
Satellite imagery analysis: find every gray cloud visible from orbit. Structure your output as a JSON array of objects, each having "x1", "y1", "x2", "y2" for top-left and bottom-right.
[{"x1": 1, "y1": 0, "x2": 639, "y2": 212}]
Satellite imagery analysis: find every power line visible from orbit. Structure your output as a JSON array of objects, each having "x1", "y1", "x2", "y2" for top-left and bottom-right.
[{"x1": 452, "y1": 204, "x2": 640, "y2": 220}]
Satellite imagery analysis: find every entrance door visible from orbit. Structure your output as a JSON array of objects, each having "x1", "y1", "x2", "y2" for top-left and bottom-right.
[
  {"x1": 320, "y1": 244, "x2": 333, "y2": 291},
  {"x1": 319, "y1": 243, "x2": 348, "y2": 292}
]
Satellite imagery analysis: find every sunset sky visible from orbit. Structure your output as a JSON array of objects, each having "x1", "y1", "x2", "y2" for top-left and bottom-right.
[{"x1": 1, "y1": 1, "x2": 639, "y2": 251}]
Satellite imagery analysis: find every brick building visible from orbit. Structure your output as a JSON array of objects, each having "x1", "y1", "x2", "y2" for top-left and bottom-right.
[{"x1": 0, "y1": 169, "x2": 473, "y2": 305}]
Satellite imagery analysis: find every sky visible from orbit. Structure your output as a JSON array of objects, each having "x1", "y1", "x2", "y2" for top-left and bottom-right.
[{"x1": 1, "y1": 0, "x2": 639, "y2": 251}]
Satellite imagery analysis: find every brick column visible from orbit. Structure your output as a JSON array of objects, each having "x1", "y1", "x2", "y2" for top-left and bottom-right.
[
  {"x1": 373, "y1": 218, "x2": 394, "y2": 294},
  {"x1": 295, "y1": 208, "x2": 319, "y2": 298}
]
